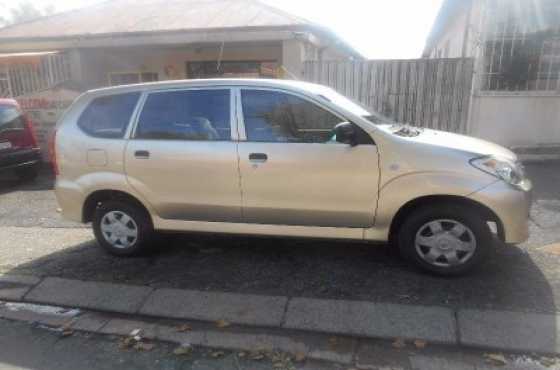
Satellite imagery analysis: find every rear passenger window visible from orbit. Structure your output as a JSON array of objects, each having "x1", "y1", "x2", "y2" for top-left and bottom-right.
[
  {"x1": 78, "y1": 93, "x2": 140, "y2": 138},
  {"x1": 136, "y1": 89, "x2": 230, "y2": 141}
]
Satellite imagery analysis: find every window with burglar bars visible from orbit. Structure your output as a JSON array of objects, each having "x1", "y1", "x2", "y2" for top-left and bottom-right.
[
  {"x1": 481, "y1": 0, "x2": 560, "y2": 92},
  {"x1": 1, "y1": 53, "x2": 72, "y2": 98},
  {"x1": 0, "y1": 68, "x2": 10, "y2": 98}
]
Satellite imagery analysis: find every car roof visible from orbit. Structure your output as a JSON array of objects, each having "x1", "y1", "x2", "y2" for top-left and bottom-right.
[{"x1": 85, "y1": 78, "x2": 330, "y2": 97}]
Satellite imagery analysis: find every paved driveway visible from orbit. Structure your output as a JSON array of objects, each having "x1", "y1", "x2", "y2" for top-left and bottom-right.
[{"x1": 1, "y1": 163, "x2": 560, "y2": 314}]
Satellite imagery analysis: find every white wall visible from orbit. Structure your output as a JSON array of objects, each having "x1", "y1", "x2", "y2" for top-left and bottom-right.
[
  {"x1": 429, "y1": 9, "x2": 470, "y2": 58},
  {"x1": 470, "y1": 94, "x2": 560, "y2": 147}
]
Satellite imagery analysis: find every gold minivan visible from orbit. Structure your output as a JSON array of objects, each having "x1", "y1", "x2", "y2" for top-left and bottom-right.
[{"x1": 53, "y1": 79, "x2": 532, "y2": 275}]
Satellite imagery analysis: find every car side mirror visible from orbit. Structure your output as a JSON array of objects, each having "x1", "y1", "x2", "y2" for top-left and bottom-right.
[{"x1": 333, "y1": 122, "x2": 357, "y2": 146}]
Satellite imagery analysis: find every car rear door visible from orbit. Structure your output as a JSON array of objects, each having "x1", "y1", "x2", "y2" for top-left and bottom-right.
[
  {"x1": 124, "y1": 88, "x2": 243, "y2": 222},
  {"x1": 235, "y1": 88, "x2": 379, "y2": 228}
]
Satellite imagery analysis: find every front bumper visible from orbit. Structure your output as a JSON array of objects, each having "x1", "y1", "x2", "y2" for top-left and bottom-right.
[{"x1": 468, "y1": 179, "x2": 532, "y2": 244}]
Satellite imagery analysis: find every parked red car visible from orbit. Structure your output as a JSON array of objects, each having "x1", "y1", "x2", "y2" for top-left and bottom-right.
[{"x1": 0, "y1": 99, "x2": 41, "y2": 181}]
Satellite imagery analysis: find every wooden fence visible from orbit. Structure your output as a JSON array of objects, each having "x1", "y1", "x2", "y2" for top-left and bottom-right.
[{"x1": 303, "y1": 58, "x2": 474, "y2": 134}]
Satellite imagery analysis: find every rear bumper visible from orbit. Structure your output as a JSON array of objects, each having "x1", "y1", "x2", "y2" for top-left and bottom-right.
[
  {"x1": 468, "y1": 180, "x2": 532, "y2": 244},
  {"x1": 54, "y1": 179, "x2": 87, "y2": 223},
  {"x1": 0, "y1": 148, "x2": 41, "y2": 171}
]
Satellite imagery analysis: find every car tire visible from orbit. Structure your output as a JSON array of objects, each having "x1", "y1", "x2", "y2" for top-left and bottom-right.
[
  {"x1": 15, "y1": 165, "x2": 39, "y2": 182},
  {"x1": 397, "y1": 203, "x2": 493, "y2": 276},
  {"x1": 92, "y1": 200, "x2": 154, "y2": 256}
]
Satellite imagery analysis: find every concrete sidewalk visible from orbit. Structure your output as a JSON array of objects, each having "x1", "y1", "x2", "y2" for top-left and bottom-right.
[{"x1": 1, "y1": 273, "x2": 559, "y2": 355}]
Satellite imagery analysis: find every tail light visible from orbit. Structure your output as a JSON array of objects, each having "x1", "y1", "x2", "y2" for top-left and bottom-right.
[
  {"x1": 49, "y1": 129, "x2": 59, "y2": 176},
  {"x1": 22, "y1": 115, "x2": 39, "y2": 148}
]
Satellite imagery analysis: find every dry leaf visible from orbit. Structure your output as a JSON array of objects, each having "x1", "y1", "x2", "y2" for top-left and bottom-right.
[
  {"x1": 294, "y1": 351, "x2": 306, "y2": 362},
  {"x1": 61, "y1": 329, "x2": 74, "y2": 337},
  {"x1": 129, "y1": 329, "x2": 142, "y2": 337},
  {"x1": 237, "y1": 352, "x2": 246, "y2": 358},
  {"x1": 540, "y1": 357, "x2": 558, "y2": 367},
  {"x1": 484, "y1": 353, "x2": 507, "y2": 366},
  {"x1": 215, "y1": 319, "x2": 231, "y2": 328},
  {"x1": 392, "y1": 338, "x2": 406, "y2": 349},
  {"x1": 134, "y1": 342, "x2": 155, "y2": 351},
  {"x1": 413, "y1": 339, "x2": 427, "y2": 349},
  {"x1": 273, "y1": 362, "x2": 284, "y2": 368},
  {"x1": 176, "y1": 324, "x2": 192, "y2": 332},
  {"x1": 119, "y1": 337, "x2": 135, "y2": 350},
  {"x1": 173, "y1": 344, "x2": 193, "y2": 356},
  {"x1": 249, "y1": 351, "x2": 265, "y2": 361},
  {"x1": 211, "y1": 351, "x2": 225, "y2": 358}
]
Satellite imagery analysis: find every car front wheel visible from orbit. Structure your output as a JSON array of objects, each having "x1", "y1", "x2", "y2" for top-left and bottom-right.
[
  {"x1": 398, "y1": 204, "x2": 493, "y2": 276},
  {"x1": 92, "y1": 200, "x2": 154, "y2": 256}
]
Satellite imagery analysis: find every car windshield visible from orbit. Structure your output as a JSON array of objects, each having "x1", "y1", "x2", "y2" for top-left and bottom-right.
[{"x1": 313, "y1": 86, "x2": 394, "y2": 125}]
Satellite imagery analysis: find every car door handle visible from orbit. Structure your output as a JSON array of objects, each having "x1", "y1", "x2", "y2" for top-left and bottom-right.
[
  {"x1": 249, "y1": 153, "x2": 268, "y2": 162},
  {"x1": 134, "y1": 150, "x2": 150, "y2": 159}
]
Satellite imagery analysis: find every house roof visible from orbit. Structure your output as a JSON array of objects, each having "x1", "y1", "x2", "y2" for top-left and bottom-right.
[
  {"x1": 0, "y1": 0, "x2": 363, "y2": 59},
  {"x1": 422, "y1": 0, "x2": 472, "y2": 57},
  {"x1": 0, "y1": 0, "x2": 309, "y2": 39}
]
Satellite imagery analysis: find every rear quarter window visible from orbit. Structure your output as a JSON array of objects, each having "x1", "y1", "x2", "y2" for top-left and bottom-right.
[{"x1": 78, "y1": 92, "x2": 140, "y2": 138}]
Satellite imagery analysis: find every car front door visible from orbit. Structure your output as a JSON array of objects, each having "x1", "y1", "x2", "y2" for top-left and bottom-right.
[
  {"x1": 236, "y1": 88, "x2": 379, "y2": 228},
  {"x1": 125, "y1": 88, "x2": 242, "y2": 222}
]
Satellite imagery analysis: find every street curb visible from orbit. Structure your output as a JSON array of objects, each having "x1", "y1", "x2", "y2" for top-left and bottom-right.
[{"x1": 1, "y1": 273, "x2": 559, "y2": 355}]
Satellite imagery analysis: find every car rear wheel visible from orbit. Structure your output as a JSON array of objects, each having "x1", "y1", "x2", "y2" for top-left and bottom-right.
[
  {"x1": 397, "y1": 203, "x2": 493, "y2": 276},
  {"x1": 93, "y1": 200, "x2": 154, "y2": 256}
]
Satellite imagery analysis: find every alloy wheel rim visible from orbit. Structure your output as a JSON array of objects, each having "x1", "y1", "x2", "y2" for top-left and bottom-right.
[
  {"x1": 414, "y1": 219, "x2": 476, "y2": 268},
  {"x1": 100, "y1": 211, "x2": 138, "y2": 249}
]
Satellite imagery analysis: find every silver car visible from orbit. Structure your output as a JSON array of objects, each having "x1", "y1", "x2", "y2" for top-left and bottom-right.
[{"x1": 53, "y1": 79, "x2": 532, "y2": 275}]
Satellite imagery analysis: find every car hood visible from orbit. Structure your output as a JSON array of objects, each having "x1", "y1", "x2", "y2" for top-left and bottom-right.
[{"x1": 378, "y1": 125, "x2": 517, "y2": 160}]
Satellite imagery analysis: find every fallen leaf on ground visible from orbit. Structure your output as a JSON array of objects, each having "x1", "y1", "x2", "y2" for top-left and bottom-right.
[
  {"x1": 215, "y1": 319, "x2": 231, "y2": 328},
  {"x1": 211, "y1": 351, "x2": 225, "y2": 358},
  {"x1": 392, "y1": 338, "x2": 406, "y2": 349},
  {"x1": 176, "y1": 324, "x2": 192, "y2": 332},
  {"x1": 118, "y1": 337, "x2": 135, "y2": 350},
  {"x1": 294, "y1": 351, "x2": 306, "y2": 362},
  {"x1": 173, "y1": 343, "x2": 193, "y2": 356},
  {"x1": 539, "y1": 357, "x2": 558, "y2": 367},
  {"x1": 413, "y1": 339, "x2": 427, "y2": 349},
  {"x1": 327, "y1": 336, "x2": 339, "y2": 349},
  {"x1": 273, "y1": 362, "x2": 284, "y2": 368},
  {"x1": 249, "y1": 351, "x2": 265, "y2": 360},
  {"x1": 237, "y1": 351, "x2": 246, "y2": 358},
  {"x1": 484, "y1": 353, "x2": 507, "y2": 366},
  {"x1": 134, "y1": 342, "x2": 155, "y2": 351},
  {"x1": 129, "y1": 329, "x2": 142, "y2": 337},
  {"x1": 61, "y1": 329, "x2": 74, "y2": 337}
]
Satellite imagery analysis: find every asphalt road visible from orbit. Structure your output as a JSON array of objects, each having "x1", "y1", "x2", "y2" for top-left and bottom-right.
[{"x1": 1, "y1": 163, "x2": 560, "y2": 314}]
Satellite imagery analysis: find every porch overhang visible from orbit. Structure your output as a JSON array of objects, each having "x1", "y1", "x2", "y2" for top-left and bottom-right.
[
  {"x1": 0, "y1": 28, "x2": 319, "y2": 52},
  {"x1": 0, "y1": 51, "x2": 60, "y2": 65}
]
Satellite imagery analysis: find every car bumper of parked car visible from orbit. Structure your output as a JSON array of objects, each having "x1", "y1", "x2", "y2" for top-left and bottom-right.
[
  {"x1": 55, "y1": 179, "x2": 86, "y2": 223},
  {"x1": 0, "y1": 148, "x2": 41, "y2": 172},
  {"x1": 468, "y1": 179, "x2": 532, "y2": 244}
]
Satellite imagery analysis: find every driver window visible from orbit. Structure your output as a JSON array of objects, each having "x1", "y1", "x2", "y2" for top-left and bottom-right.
[
  {"x1": 241, "y1": 89, "x2": 345, "y2": 143},
  {"x1": 136, "y1": 89, "x2": 231, "y2": 141}
]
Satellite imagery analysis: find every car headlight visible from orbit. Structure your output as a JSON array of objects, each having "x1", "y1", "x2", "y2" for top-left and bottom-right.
[{"x1": 470, "y1": 156, "x2": 527, "y2": 189}]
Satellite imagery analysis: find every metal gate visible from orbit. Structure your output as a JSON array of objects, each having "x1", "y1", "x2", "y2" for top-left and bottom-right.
[{"x1": 303, "y1": 58, "x2": 474, "y2": 134}]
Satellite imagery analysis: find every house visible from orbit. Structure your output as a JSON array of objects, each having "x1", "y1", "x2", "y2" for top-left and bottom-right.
[
  {"x1": 424, "y1": 0, "x2": 560, "y2": 149},
  {"x1": 0, "y1": 0, "x2": 362, "y2": 154}
]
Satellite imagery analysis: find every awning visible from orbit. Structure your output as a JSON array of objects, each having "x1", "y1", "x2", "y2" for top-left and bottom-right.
[{"x1": 0, "y1": 51, "x2": 60, "y2": 65}]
